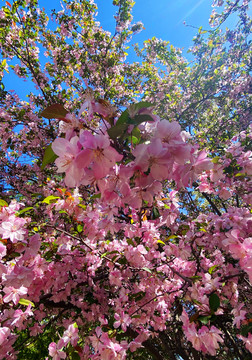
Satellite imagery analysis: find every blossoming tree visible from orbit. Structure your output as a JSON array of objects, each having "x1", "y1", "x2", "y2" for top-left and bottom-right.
[{"x1": 0, "y1": 0, "x2": 251, "y2": 359}]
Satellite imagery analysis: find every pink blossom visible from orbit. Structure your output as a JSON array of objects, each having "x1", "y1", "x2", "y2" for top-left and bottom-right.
[
  {"x1": 78, "y1": 89, "x2": 114, "y2": 121},
  {"x1": 48, "y1": 342, "x2": 66, "y2": 360},
  {"x1": 199, "y1": 326, "x2": 224, "y2": 355},
  {"x1": 3, "y1": 286, "x2": 28, "y2": 305},
  {"x1": 182, "y1": 315, "x2": 202, "y2": 351},
  {"x1": 29, "y1": 323, "x2": 43, "y2": 336},
  {"x1": 133, "y1": 139, "x2": 170, "y2": 180},
  {"x1": 3, "y1": 264, "x2": 34, "y2": 288},
  {"x1": 0, "y1": 10, "x2": 5, "y2": 19},
  {"x1": 61, "y1": 324, "x2": 79, "y2": 346},
  {"x1": 0, "y1": 327, "x2": 10, "y2": 346},
  {"x1": 182, "y1": 311, "x2": 223, "y2": 355},
  {"x1": 210, "y1": 163, "x2": 225, "y2": 182},
  {"x1": 52, "y1": 136, "x2": 89, "y2": 187},
  {"x1": 232, "y1": 303, "x2": 247, "y2": 328},
  {"x1": 99, "y1": 333, "x2": 126, "y2": 360},
  {"x1": 155, "y1": 120, "x2": 181, "y2": 143},
  {"x1": 90, "y1": 327, "x2": 102, "y2": 352},
  {"x1": 0, "y1": 215, "x2": 26, "y2": 243},
  {"x1": 114, "y1": 311, "x2": 131, "y2": 332},
  {"x1": 237, "y1": 333, "x2": 252, "y2": 353},
  {"x1": 0, "y1": 242, "x2": 6, "y2": 258},
  {"x1": 193, "y1": 150, "x2": 213, "y2": 174},
  {"x1": 129, "y1": 330, "x2": 150, "y2": 352},
  {"x1": 219, "y1": 188, "x2": 232, "y2": 200},
  {"x1": 109, "y1": 269, "x2": 122, "y2": 286},
  {"x1": 59, "y1": 113, "x2": 81, "y2": 133},
  {"x1": 77, "y1": 132, "x2": 123, "y2": 179},
  {"x1": 11, "y1": 305, "x2": 33, "y2": 328}
]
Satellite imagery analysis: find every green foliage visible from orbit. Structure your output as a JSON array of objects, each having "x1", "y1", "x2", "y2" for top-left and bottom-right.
[
  {"x1": 209, "y1": 293, "x2": 220, "y2": 313},
  {"x1": 108, "y1": 101, "x2": 153, "y2": 140},
  {"x1": 16, "y1": 325, "x2": 59, "y2": 360},
  {"x1": 0, "y1": 1, "x2": 251, "y2": 360},
  {"x1": 41, "y1": 144, "x2": 58, "y2": 170},
  {"x1": 42, "y1": 195, "x2": 60, "y2": 204},
  {"x1": 18, "y1": 298, "x2": 35, "y2": 307}
]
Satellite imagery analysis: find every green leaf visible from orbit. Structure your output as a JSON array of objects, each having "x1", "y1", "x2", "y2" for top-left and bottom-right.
[
  {"x1": 108, "y1": 102, "x2": 153, "y2": 141},
  {"x1": 90, "y1": 193, "x2": 101, "y2": 199},
  {"x1": 117, "y1": 256, "x2": 127, "y2": 265},
  {"x1": 142, "y1": 267, "x2": 152, "y2": 273},
  {"x1": 77, "y1": 224, "x2": 83, "y2": 233},
  {"x1": 17, "y1": 207, "x2": 34, "y2": 215},
  {"x1": 101, "y1": 250, "x2": 119, "y2": 258},
  {"x1": 209, "y1": 293, "x2": 220, "y2": 312},
  {"x1": 78, "y1": 204, "x2": 87, "y2": 210},
  {"x1": 44, "y1": 250, "x2": 54, "y2": 261},
  {"x1": 116, "y1": 109, "x2": 129, "y2": 125},
  {"x1": 59, "y1": 210, "x2": 68, "y2": 214},
  {"x1": 40, "y1": 104, "x2": 68, "y2": 120},
  {"x1": 0, "y1": 199, "x2": 8, "y2": 207},
  {"x1": 241, "y1": 321, "x2": 252, "y2": 336},
  {"x1": 151, "y1": 206, "x2": 160, "y2": 220},
  {"x1": 127, "y1": 238, "x2": 135, "y2": 246},
  {"x1": 41, "y1": 144, "x2": 57, "y2": 170},
  {"x1": 19, "y1": 298, "x2": 35, "y2": 307},
  {"x1": 107, "y1": 123, "x2": 128, "y2": 140},
  {"x1": 131, "y1": 135, "x2": 139, "y2": 145},
  {"x1": 42, "y1": 195, "x2": 60, "y2": 204},
  {"x1": 131, "y1": 114, "x2": 154, "y2": 125},
  {"x1": 71, "y1": 353, "x2": 81, "y2": 360},
  {"x1": 235, "y1": 172, "x2": 246, "y2": 178},
  {"x1": 189, "y1": 275, "x2": 202, "y2": 282},
  {"x1": 130, "y1": 291, "x2": 146, "y2": 301},
  {"x1": 116, "y1": 101, "x2": 153, "y2": 125},
  {"x1": 192, "y1": 299, "x2": 202, "y2": 305},
  {"x1": 167, "y1": 235, "x2": 179, "y2": 240},
  {"x1": 3, "y1": 8, "x2": 11, "y2": 17},
  {"x1": 208, "y1": 265, "x2": 218, "y2": 275},
  {"x1": 128, "y1": 101, "x2": 153, "y2": 117},
  {"x1": 132, "y1": 126, "x2": 141, "y2": 139},
  {"x1": 112, "y1": 254, "x2": 120, "y2": 262},
  {"x1": 198, "y1": 315, "x2": 211, "y2": 324}
]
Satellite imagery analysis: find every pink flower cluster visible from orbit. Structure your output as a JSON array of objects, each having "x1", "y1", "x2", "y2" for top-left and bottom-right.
[
  {"x1": 181, "y1": 311, "x2": 224, "y2": 356},
  {"x1": 0, "y1": 102, "x2": 251, "y2": 359},
  {"x1": 52, "y1": 131, "x2": 123, "y2": 187},
  {"x1": 52, "y1": 112, "x2": 213, "y2": 209}
]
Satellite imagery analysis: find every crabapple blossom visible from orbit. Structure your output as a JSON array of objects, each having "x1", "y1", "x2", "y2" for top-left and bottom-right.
[
  {"x1": 0, "y1": 327, "x2": 10, "y2": 346},
  {"x1": 77, "y1": 131, "x2": 123, "y2": 180},
  {"x1": 0, "y1": 0, "x2": 251, "y2": 359},
  {"x1": 48, "y1": 342, "x2": 66, "y2": 360},
  {"x1": 52, "y1": 136, "x2": 88, "y2": 187},
  {"x1": 114, "y1": 312, "x2": 131, "y2": 332},
  {"x1": 237, "y1": 333, "x2": 252, "y2": 353},
  {"x1": 60, "y1": 323, "x2": 79, "y2": 347},
  {"x1": 3, "y1": 286, "x2": 28, "y2": 305},
  {"x1": 0, "y1": 215, "x2": 26, "y2": 243}
]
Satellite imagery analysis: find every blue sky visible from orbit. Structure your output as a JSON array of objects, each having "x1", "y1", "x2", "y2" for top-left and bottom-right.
[
  {"x1": 96, "y1": 0, "x2": 213, "y2": 53},
  {"x1": 1, "y1": 0, "x2": 250, "y2": 96},
  {"x1": 94, "y1": 0, "x2": 251, "y2": 62},
  {"x1": 6, "y1": 0, "x2": 244, "y2": 62},
  {"x1": 1, "y1": 0, "x2": 250, "y2": 60}
]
